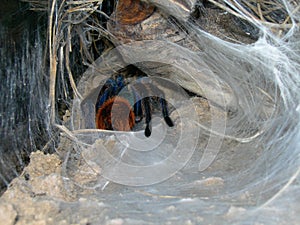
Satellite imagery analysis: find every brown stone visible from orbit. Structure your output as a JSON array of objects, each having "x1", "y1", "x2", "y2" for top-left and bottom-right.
[{"x1": 114, "y1": 0, "x2": 155, "y2": 25}]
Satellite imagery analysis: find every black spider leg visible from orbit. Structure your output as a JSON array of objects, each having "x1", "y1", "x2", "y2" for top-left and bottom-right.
[
  {"x1": 95, "y1": 75, "x2": 125, "y2": 112},
  {"x1": 146, "y1": 82, "x2": 174, "y2": 127},
  {"x1": 95, "y1": 78, "x2": 117, "y2": 113},
  {"x1": 131, "y1": 79, "x2": 152, "y2": 137},
  {"x1": 160, "y1": 98, "x2": 174, "y2": 127},
  {"x1": 142, "y1": 96, "x2": 152, "y2": 137},
  {"x1": 133, "y1": 95, "x2": 143, "y2": 122},
  {"x1": 95, "y1": 76, "x2": 127, "y2": 129}
]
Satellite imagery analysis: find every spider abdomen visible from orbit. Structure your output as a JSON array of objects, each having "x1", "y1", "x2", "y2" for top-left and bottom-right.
[{"x1": 95, "y1": 96, "x2": 135, "y2": 131}]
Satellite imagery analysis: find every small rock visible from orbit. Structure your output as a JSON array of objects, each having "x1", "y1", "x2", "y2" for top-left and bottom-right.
[
  {"x1": 225, "y1": 206, "x2": 246, "y2": 218},
  {"x1": 106, "y1": 218, "x2": 124, "y2": 225},
  {"x1": 0, "y1": 203, "x2": 17, "y2": 225}
]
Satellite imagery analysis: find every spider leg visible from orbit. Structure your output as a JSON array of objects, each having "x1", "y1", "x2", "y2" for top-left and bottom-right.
[
  {"x1": 95, "y1": 75, "x2": 126, "y2": 111},
  {"x1": 132, "y1": 77, "x2": 174, "y2": 136},
  {"x1": 144, "y1": 81, "x2": 174, "y2": 128},
  {"x1": 143, "y1": 97, "x2": 152, "y2": 137},
  {"x1": 127, "y1": 81, "x2": 143, "y2": 122},
  {"x1": 160, "y1": 98, "x2": 174, "y2": 127},
  {"x1": 133, "y1": 101, "x2": 143, "y2": 122},
  {"x1": 133, "y1": 99, "x2": 143, "y2": 122},
  {"x1": 95, "y1": 78, "x2": 118, "y2": 112},
  {"x1": 116, "y1": 75, "x2": 125, "y2": 90}
]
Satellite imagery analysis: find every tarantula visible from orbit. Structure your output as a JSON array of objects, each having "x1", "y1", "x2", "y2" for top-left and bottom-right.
[{"x1": 95, "y1": 73, "x2": 174, "y2": 137}]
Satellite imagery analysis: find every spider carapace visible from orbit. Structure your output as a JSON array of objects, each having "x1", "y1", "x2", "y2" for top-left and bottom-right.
[{"x1": 95, "y1": 68, "x2": 174, "y2": 137}]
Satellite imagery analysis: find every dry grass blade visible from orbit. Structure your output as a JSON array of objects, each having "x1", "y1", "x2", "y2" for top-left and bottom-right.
[
  {"x1": 49, "y1": 0, "x2": 58, "y2": 124},
  {"x1": 66, "y1": 0, "x2": 103, "y2": 5},
  {"x1": 45, "y1": 0, "x2": 104, "y2": 123}
]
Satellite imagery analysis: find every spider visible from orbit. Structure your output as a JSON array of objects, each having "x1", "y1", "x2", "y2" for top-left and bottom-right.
[{"x1": 95, "y1": 73, "x2": 174, "y2": 137}]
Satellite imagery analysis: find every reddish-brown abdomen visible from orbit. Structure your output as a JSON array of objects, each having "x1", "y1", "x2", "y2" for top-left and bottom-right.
[{"x1": 96, "y1": 97, "x2": 135, "y2": 131}]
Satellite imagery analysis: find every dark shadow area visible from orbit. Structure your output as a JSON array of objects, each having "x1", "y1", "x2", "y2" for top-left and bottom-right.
[{"x1": 0, "y1": 0, "x2": 49, "y2": 194}]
